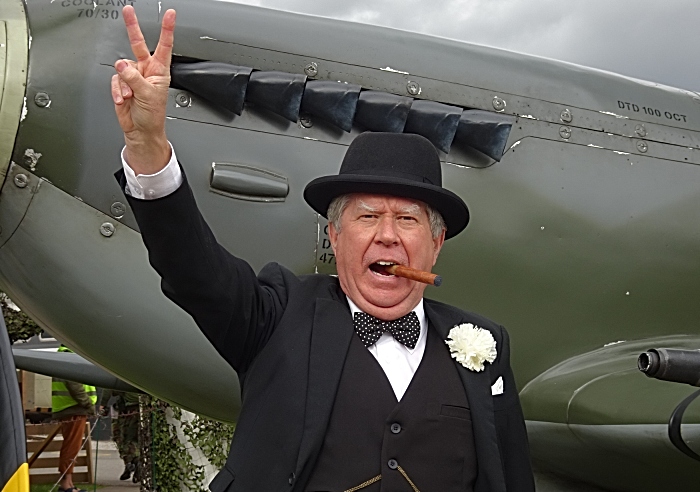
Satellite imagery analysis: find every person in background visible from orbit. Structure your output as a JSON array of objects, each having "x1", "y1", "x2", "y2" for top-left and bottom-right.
[
  {"x1": 51, "y1": 346, "x2": 97, "y2": 492},
  {"x1": 100, "y1": 390, "x2": 141, "y2": 482}
]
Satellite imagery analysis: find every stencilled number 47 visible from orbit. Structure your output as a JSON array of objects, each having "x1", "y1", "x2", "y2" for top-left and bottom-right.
[{"x1": 319, "y1": 253, "x2": 336, "y2": 265}]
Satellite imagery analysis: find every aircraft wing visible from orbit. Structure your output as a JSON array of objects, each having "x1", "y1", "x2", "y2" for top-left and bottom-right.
[
  {"x1": 12, "y1": 348, "x2": 143, "y2": 394},
  {"x1": 523, "y1": 336, "x2": 700, "y2": 491}
]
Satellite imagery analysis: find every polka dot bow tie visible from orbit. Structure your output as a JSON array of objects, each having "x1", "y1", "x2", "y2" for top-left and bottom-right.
[{"x1": 353, "y1": 311, "x2": 421, "y2": 349}]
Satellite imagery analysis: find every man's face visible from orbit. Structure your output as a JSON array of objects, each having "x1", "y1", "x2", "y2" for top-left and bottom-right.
[{"x1": 328, "y1": 193, "x2": 445, "y2": 320}]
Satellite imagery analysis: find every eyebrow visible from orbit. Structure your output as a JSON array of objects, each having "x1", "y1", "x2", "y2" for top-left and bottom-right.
[
  {"x1": 356, "y1": 200, "x2": 421, "y2": 215},
  {"x1": 399, "y1": 203, "x2": 421, "y2": 215},
  {"x1": 357, "y1": 200, "x2": 378, "y2": 213}
]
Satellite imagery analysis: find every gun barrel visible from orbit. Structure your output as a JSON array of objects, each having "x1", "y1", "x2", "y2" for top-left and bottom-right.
[{"x1": 638, "y1": 348, "x2": 700, "y2": 387}]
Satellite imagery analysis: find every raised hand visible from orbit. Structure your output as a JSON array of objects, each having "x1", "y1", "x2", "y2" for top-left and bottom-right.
[{"x1": 111, "y1": 6, "x2": 176, "y2": 175}]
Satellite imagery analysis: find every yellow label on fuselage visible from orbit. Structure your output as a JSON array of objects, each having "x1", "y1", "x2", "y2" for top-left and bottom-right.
[{"x1": 1, "y1": 463, "x2": 29, "y2": 492}]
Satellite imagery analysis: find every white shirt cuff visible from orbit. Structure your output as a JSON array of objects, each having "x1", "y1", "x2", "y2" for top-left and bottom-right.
[{"x1": 121, "y1": 142, "x2": 183, "y2": 199}]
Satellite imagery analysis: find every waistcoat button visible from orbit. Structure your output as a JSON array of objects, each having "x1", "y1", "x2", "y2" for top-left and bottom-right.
[
  {"x1": 388, "y1": 459, "x2": 398, "y2": 470},
  {"x1": 390, "y1": 423, "x2": 401, "y2": 434}
]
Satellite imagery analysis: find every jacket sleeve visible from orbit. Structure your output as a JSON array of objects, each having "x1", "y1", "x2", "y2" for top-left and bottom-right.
[
  {"x1": 99, "y1": 388, "x2": 113, "y2": 407},
  {"x1": 65, "y1": 380, "x2": 93, "y2": 409},
  {"x1": 494, "y1": 326, "x2": 535, "y2": 492},
  {"x1": 116, "y1": 167, "x2": 287, "y2": 373}
]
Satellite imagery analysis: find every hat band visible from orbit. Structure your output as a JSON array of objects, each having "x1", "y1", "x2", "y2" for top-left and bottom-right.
[{"x1": 344, "y1": 168, "x2": 438, "y2": 185}]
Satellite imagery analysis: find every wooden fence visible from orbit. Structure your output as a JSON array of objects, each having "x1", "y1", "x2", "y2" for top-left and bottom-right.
[{"x1": 26, "y1": 422, "x2": 94, "y2": 485}]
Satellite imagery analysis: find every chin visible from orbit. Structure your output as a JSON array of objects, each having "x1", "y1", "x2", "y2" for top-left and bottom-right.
[{"x1": 363, "y1": 291, "x2": 416, "y2": 311}]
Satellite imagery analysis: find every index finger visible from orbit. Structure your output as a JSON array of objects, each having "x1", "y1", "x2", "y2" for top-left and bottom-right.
[
  {"x1": 123, "y1": 5, "x2": 151, "y2": 62},
  {"x1": 153, "y1": 9, "x2": 177, "y2": 69}
]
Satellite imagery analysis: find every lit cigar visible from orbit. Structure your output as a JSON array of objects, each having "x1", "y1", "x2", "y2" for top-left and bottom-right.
[{"x1": 385, "y1": 265, "x2": 442, "y2": 287}]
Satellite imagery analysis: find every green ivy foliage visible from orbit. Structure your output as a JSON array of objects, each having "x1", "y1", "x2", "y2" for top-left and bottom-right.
[
  {"x1": 1, "y1": 292, "x2": 42, "y2": 344},
  {"x1": 143, "y1": 396, "x2": 234, "y2": 491},
  {"x1": 182, "y1": 414, "x2": 235, "y2": 470}
]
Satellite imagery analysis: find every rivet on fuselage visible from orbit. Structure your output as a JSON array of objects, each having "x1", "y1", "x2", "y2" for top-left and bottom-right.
[
  {"x1": 299, "y1": 115, "x2": 313, "y2": 128},
  {"x1": 635, "y1": 124, "x2": 647, "y2": 137},
  {"x1": 560, "y1": 109, "x2": 572, "y2": 123},
  {"x1": 175, "y1": 92, "x2": 191, "y2": 107},
  {"x1": 492, "y1": 97, "x2": 506, "y2": 112},
  {"x1": 406, "y1": 81, "x2": 421, "y2": 96},
  {"x1": 111, "y1": 202, "x2": 126, "y2": 218},
  {"x1": 637, "y1": 140, "x2": 648, "y2": 153},
  {"x1": 34, "y1": 92, "x2": 51, "y2": 108},
  {"x1": 304, "y1": 62, "x2": 318, "y2": 77},
  {"x1": 14, "y1": 174, "x2": 28, "y2": 188},
  {"x1": 100, "y1": 222, "x2": 115, "y2": 237},
  {"x1": 559, "y1": 126, "x2": 572, "y2": 140}
]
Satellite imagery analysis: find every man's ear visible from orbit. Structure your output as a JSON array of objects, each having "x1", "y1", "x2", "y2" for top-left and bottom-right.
[
  {"x1": 432, "y1": 228, "x2": 446, "y2": 265},
  {"x1": 328, "y1": 221, "x2": 338, "y2": 254}
]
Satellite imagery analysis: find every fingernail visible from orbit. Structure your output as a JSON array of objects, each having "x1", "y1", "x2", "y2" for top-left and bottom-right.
[
  {"x1": 122, "y1": 87, "x2": 129, "y2": 97},
  {"x1": 115, "y1": 95, "x2": 123, "y2": 104},
  {"x1": 116, "y1": 60, "x2": 127, "y2": 73}
]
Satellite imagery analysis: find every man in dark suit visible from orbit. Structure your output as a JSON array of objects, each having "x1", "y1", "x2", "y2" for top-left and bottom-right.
[{"x1": 111, "y1": 6, "x2": 534, "y2": 491}]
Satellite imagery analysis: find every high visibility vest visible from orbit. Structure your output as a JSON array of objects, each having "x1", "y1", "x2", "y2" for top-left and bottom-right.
[{"x1": 51, "y1": 347, "x2": 97, "y2": 413}]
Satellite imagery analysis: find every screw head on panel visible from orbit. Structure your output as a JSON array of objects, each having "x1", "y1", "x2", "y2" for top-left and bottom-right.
[
  {"x1": 559, "y1": 126, "x2": 572, "y2": 139},
  {"x1": 34, "y1": 92, "x2": 50, "y2": 108},
  {"x1": 111, "y1": 202, "x2": 126, "y2": 218},
  {"x1": 299, "y1": 115, "x2": 313, "y2": 128},
  {"x1": 100, "y1": 222, "x2": 115, "y2": 237},
  {"x1": 492, "y1": 97, "x2": 506, "y2": 112},
  {"x1": 637, "y1": 140, "x2": 648, "y2": 153},
  {"x1": 635, "y1": 124, "x2": 647, "y2": 137},
  {"x1": 304, "y1": 62, "x2": 318, "y2": 77},
  {"x1": 14, "y1": 174, "x2": 28, "y2": 188},
  {"x1": 406, "y1": 81, "x2": 421, "y2": 96},
  {"x1": 560, "y1": 109, "x2": 572, "y2": 123},
  {"x1": 175, "y1": 92, "x2": 191, "y2": 107}
]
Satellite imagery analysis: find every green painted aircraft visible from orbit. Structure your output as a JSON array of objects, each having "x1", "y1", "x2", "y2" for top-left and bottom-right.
[{"x1": 1, "y1": 0, "x2": 699, "y2": 490}]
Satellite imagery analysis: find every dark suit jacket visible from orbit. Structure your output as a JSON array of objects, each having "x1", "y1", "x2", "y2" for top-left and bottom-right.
[{"x1": 119, "y1": 170, "x2": 534, "y2": 492}]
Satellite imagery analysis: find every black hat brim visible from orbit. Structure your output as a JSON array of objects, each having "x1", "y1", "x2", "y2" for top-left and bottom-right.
[{"x1": 303, "y1": 174, "x2": 469, "y2": 239}]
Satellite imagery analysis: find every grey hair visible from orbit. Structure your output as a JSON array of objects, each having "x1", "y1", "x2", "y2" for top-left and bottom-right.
[{"x1": 327, "y1": 193, "x2": 446, "y2": 239}]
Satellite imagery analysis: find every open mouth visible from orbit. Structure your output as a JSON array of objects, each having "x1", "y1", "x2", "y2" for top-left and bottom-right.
[{"x1": 369, "y1": 261, "x2": 398, "y2": 276}]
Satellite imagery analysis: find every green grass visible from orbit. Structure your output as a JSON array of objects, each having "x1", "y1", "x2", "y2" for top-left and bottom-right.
[{"x1": 30, "y1": 484, "x2": 102, "y2": 492}]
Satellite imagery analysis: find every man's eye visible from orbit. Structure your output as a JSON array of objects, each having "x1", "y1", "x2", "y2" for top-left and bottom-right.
[{"x1": 399, "y1": 216, "x2": 417, "y2": 222}]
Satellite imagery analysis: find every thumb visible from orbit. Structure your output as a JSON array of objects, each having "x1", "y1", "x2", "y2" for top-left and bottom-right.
[{"x1": 115, "y1": 59, "x2": 150, "y2": 94}]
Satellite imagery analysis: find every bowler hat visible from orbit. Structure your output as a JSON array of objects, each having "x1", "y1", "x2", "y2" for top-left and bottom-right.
[{"x1": 303, "y1": 132, "x2": 469, "y2": 239}]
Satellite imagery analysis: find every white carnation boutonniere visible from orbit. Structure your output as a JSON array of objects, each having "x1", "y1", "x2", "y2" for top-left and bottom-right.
[{"x1": 445, "y1": 323, "x2": 497, "y2": 372}]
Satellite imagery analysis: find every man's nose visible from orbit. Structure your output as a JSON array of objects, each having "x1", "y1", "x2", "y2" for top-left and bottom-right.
[{"x1": 375, "y1": 217, "x2": 399, "y2": 245}]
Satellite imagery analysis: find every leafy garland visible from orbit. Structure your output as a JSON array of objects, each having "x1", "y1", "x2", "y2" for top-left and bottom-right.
[
  {"x1": 182, "y1": 412, "x2": 235, "y2": 470},
  {"x1": 1, "y1": 292, "x2": 42, "y2": 344},
  {"x1": 140, "y1": 395, "x2": 235, "y2": 491}
]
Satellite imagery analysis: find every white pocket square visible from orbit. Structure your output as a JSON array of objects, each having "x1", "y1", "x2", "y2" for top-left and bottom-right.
[{"x1": 491, "y1": 376, "x2": 504, "y2": 396}]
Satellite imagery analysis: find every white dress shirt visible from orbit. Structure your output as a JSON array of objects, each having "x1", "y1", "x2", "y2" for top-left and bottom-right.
[
  {"x1": 121, "y1": 146, "x2": 427, "y2": 401},
  {"x1": 346, "y1": 298, "x2": 427, "y2": 401}
]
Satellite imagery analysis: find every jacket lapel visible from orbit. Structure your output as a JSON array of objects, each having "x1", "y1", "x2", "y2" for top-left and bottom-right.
[
  {"x1": 295, "y1": 287, "x2": 354, "y2": 484},
  {"x1": 424, "y1": 301, "x2": 507, "y2": 492}
]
